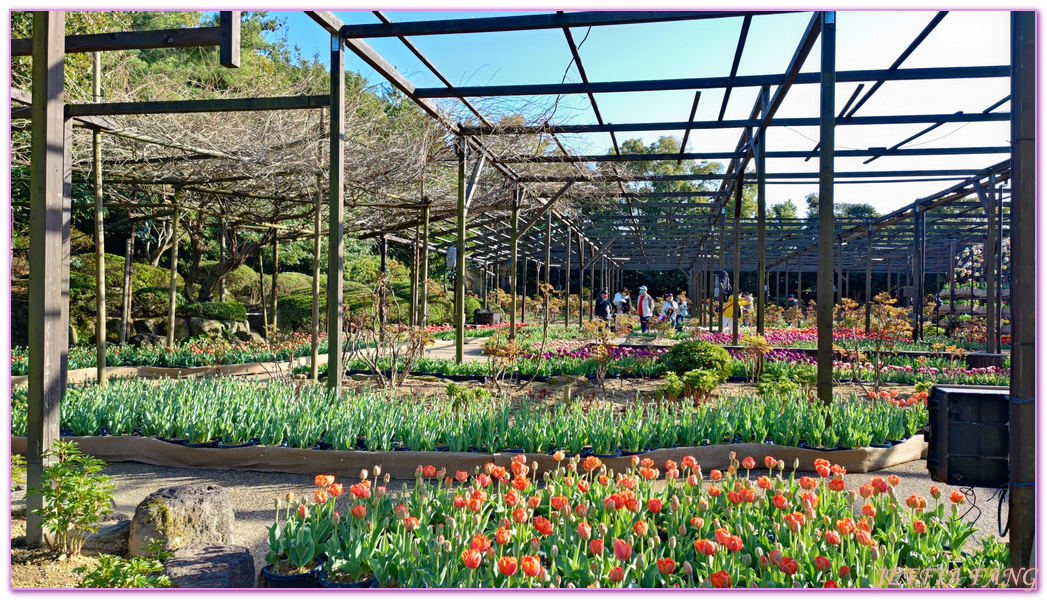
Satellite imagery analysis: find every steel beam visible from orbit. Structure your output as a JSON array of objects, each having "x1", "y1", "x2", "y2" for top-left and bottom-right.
[{"x1": 326, "y1": 34, "x2": 345, "y2": 394}]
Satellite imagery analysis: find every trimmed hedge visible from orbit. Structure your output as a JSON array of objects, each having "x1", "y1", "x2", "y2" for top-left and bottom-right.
[
  {"x1": 185, "y1": 300, "x2": 247, "y2": 322},
  {"x1": 134, "y1": 287, "x2": 186, "y2": 317}
]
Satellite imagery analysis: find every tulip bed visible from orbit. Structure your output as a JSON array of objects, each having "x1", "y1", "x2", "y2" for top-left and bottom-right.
[
  {"x1": 270, "y1": 455, "x2": 1006, "y2": 588},
  {"x1": 693, "y1": 328, "x2": 1009, "y2": 352},
  {"x1": 10, "y1": 379, "x2": 926, "y2": 452},
  {"x1": 10, "y1": 333, "x2": 330, "y2": 376}
]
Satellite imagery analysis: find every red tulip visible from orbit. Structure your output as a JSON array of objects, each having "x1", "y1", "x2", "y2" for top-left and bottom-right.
[
  {"x1": 351, "y1": 504, "x2": 366, "y2": 519},
  {"x1": 589, "y1": 538, "x2": 604, "y2": 555},
  {"x1": 764, "y1": 456, "x2": 776, "y2": 469},
  {"x1": 498, "y1": 556, "x2": 518, "y2": 577},
  {"x1": 422, "y1": 465, "x2": 437, "y2": 478},
  {"x1": 690, "y1": 516, "x2": 704, "y2": 529},
  {"x1": 551, "y1": 495, "x2": 569, "y2": 511},
  {"x1": 512, "y1": 508, "x2": 527, "y2": 524},
  {"x1": 714, "y1": 528, "x2": 730, "y2": 545},
  {"x1": 455, "y1": 470, "x2": 469, "y2": 483},
  {"x1": 724, "y1": 536, "x2": 744, "y2": 552},
  {"x1": 533, "y1": 516, "x2": 554, "y2": 536},
  {"x1": 468, "y1": 498, "x2": 482, "y2": 512},
  {"x1": 657, "y1": 557, "x2": 675, "y2": 575},
  {"x1": 814, "y1": 555, "x2": 831, "y2": 572},
  {"x1": 839, "y1": 565, "x2": 851, "y2": 579},
  {"x1": 577, "y1": 521, "x2": 592, "y2": 541},
  {"x1": 742, "y1": 457, "x2": 756, "y2": 470},
  {"x1": 887, "y1": 475, "x2": 900, "y2": 486},
  {"x1": 608, "y1": 566, "x2": 624, "y2": 583},
  {"x1": 648, "y1": 498, "x2": 663, "y2": 513},
  {"x1": 824, "y1": 580, "x2": 838, "y2": 588},
  {"x1": 771, "y1": 494, "x2": 788, "y2": 510},
  {"x1": 779, "y1": 557, "x2": 798, "y2": 576},
  {"x1": 710, "y1": 570, "x2": 732, "y2": 588},
  {"x1": 695, "y1": 539, "x2": 717, "y2": 556},
  {"x1": 836, "y1": 517, "x2": 855, "y2": 536},
  {"x1": 825, "y1": 530, "x2": 841, "y2": 545},
  {"x1": 297, "y1": 504, "x2": 307, "y2": 519},
  {"x1": 855, "y1": 530, "x2": 875, "y2": 546},
  {"x1": 577, "y1": 480, "x2": 590, "y2": 493},
  {"x1": 708, "y1": 486, "x2": 722, "y2": 498},
  {"x1": 613, "y1": 538, "x2": 632, "y2": 561},
  {"x1": 710, "y1": 469, "x2": 722, "y2": 481},
  {"x1": 828, "y1": 478, "x2": 846, "y2": 492},
  {"x1": 757, "y1": 476, "x2": 772, "y2": 490},
  {"x1": 912, "y1": 520, "x2": 927, "y2": 535},
  {"x1": 403, "y1": 516, "x2": 419, "y2": 531}
]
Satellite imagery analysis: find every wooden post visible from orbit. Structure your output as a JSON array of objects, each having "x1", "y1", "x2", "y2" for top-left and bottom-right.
[
  {"x1": 410, "y1": 225, "x2": 419, "y2": 326},
  {"x1": 718, "y1": 210, "x2": 726, "y2": 332},
  {"x1": 257, "y1": 249, "x2": 267, "y2": 336},
  {"x1": 508, "y1": 190, "x2": 520, "y2": 340},
  {"x1": 420, "y1": 200, "x2": 430, "y2": 327},
  {"x1": 166, "y1": 199, "x2": 180, "y2": 348},
  {"x1": 326, "y1": 32, "x2": 345, "y2": 394},
  {"x1": 310, "y1": 177, "x2": 322, "y2": 380},
  {"x1": 756, "y1": 85, "x2": 768, "y2": 335},
  {"x1": 589, "y1": 259, "x2": 596, "y2": 320},
  {"x1": 271, "y1": 235, "x2": 279, "y2": 332},
  {"x1": 26, "y1": 10, "x2": 66, "y2": 547},
  {"x1": 948, "y1": 240, "x2": 955, "y2": 316},
  {"x1": 455, "y1": 143, "x2": 467, "y2": 364},
  {"x1": 521, "y1": 258, "x2": 528, "y2": 321},
  {"x1": 91, "y1": 51, "x2": 107, "y2": 386},
  {"x1": 577, "y1": 235, "x2": 584, "y2": 328},
  {"x1": 912, "y1": 206, "x2": 923, "y2": 341},
  {"x1": 731, "y1": 168, "x2": 742, "y2": 345},
  {"x1": 219, "y1": 219, "x2": 227, "y2": 301},
  {"x1": 816, "y1": 10, "x2": 836, "y2": 407},
  {"x1": 544, "y1": 214, "x2": 551, "y2": 329},
  {"x1": 564, "y1": 224, "x2": 571, "y2": 328},
  {"x1": 120, "y1": 237, "x2": 133, "y2": 344},
  {"x1": 1009, "y1": 10, "x2": 1034, "y2": 578},
  {"x1": 379, "y1": 234, "x2": 389, "y2": 328},
  {"x1": 985, "y1": 174, "x2": 996, "y2": 353}
]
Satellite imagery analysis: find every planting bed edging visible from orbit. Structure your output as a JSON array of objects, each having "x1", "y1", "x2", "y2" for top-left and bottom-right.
[{"x1": 10, "y1": 435, "x2": 927, "y2": 478}]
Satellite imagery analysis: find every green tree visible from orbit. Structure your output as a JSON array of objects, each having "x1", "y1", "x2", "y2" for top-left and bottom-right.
[{"x1": 770, "y1": 200, "x2": 798, "y2": 220}]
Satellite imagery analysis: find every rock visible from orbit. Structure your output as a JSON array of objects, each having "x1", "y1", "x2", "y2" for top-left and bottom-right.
[
  {"x1": 128, "y1": 484, "x2": 235, "y2": 557},
  {"x1": 189, "y1": 318, "x2": 226, "y2": 338},
  {"x1": 351, "y1": 373, "x2": 376, "y2": 382},
  {"x1": 69, "y1": 324, "x2": 79, "y2": 347},
  {"x1": 235, "y1": 330, "x2": 264, "y2": 343},
  {"x1": 222, "y1": 321, "x2": 250, "y2": 338},
  {"x1": 407, "y1": 375, "x2": 441, "y2": 382},
  {"x1": 83, "y1": 520, "x2": 130, "y2": 556},
  {"x1": 164, "y1": 544, "x2": 255, "y2": 588},
  {"x1": 546, "y1": 374, "x2": 591, "y2": 387},
  {"x1": 162, "y1": 318, "x2": 191, "y2": 341},
  {"x1": 129, "y1": 333, "x2": 166, "y2": 348},
  {"x1": 134, "y1": 319, "x2": 161, "y2": 336}
]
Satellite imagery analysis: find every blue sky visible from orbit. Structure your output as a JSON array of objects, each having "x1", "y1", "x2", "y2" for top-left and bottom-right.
[{"x1": 270, "y1": 10, "x2": 1012, "y2": 214}]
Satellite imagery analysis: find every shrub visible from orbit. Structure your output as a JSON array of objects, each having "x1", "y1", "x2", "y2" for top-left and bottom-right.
[
  {"x1": 134, "y1": 287, "x2": 186, "y2": 318},
  {"x1": 278, "y1": 294, "x2": 324, "y2": 332},
  {"x1": 185, "y1": 301, "x2": 247, "y2": 322},
  {"x1": 28, "y1": 440, "x2": 114, "y2": 556},
  {"x1": 656, "y1": 340, "x2": 733, "y2": 381},
  {"x1": 465, "y1": 295, "x2": 482, "y2": 320},
  {"x1": 12, "y1": 454, "x2": 26, "y2": 492},
  {"x1": 75, "y1": 539, "x2": 173, "y2": 588}
]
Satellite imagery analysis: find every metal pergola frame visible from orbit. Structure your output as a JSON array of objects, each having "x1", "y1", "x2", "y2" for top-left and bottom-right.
[{"x1": 17, "y1": 10, "x2": 1035, "y2": 575}]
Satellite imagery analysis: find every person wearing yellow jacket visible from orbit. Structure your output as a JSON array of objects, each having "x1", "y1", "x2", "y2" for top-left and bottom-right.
[{"x1": 721, "y1": 293, "x2": 750, "y2": 332}]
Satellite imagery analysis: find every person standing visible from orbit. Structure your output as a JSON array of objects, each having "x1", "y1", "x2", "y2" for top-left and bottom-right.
[
  {"x1": 722, "y1": 291, "x2": 749, "y2": 332},
  {"x1": 676, "y1": 293, "x2": 689, "y2": 329},
  {"x1": 637, "y1": 285, "x2": 654, "y2": 332},
  {"x1": 621, "y1": 289, "x2": 632, "y2": 315},
  {"x1": 612, "y1": 288, "x2": 625, "y2": 328},
  {"x1": 595, "y1": 290, "x2": 612, "y2": 325}
]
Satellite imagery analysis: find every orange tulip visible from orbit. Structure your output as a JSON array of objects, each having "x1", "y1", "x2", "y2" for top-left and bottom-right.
[
  {"x1": 552, "y1": 450, "x2": 566, "y2": 462},
  {"x1": 327, "y1": 483, "x2": 343, "y2": 497},
  {"x1": 825, "y1": 530, "x2": 841, "y2": 545},
  {"x1": 887, "y1": 474, "x2": 899, "y2": 486},
  {"x1": 461, "y1": 548, "x2": 482, "y2": 569},
  {"x1": 351, "y1": 504, "x2": 366, "y2": 519},
  {"x1": 315, "y1": 474, "x2": 335, "y2": 488},
  {"x1": 512, "y1": 508, "x2": 527, "y2": 523},
  {"x1": 512, "y1": 476, "x2": 530, "y2": 491},
  {"x1": 764, "y1": 456, "x2": 777, "y2": 469},
  {"x1": 710, "y1": 469, "x2": 722, "y2": 481},
  {"x1": 608, "y1": 566, "x2": 624, "y2": 583},
  {"x1": 504, "y1": 490, "x2": 520, "y2": 506},
  {"x1": 816, "y1": 464, "x2": 831, "y2": 478},
  {"x1": 771, "y1": 494, "x2": 788, "y2": 510},
  {"x1": 527, "y1": 495, "x2": 542, "y2": 509},
  {"x1": 403, "y1": 516, "x2": 419, "y2": 531},
  {"x1": 757, "y1": 476, "x2": 772, "y2": 490},
  {"x1": 577, "y1": 521, "x2": 592, "y2": 540},
  {"x1": 470, "y1": 535, "x2": 491, "y2": 552},
  {"x1": 912, "y1": 520, "x2": 927, "y2": 535},
  {"x1": 724, "y1": 536, "x2": 744, "y2": 552},
  {"x1": 495, "y1": 527, "x2": 512, "y2": 545},
  {"x1": 633, "y1": 521, "x2": 649, "y2": 536},
  {"x1": 498, "y1": 556, "x2": 518, "y2": 577},
  {"x1": 836, "y1": 517, "x2": 856, "y2": 536},
  {"x1": 297, "y1": 504, "x2": 307, "y2": 519},
  {"x1": 589, "y1": 538, "x2": 604, "y2": 555},
  {"x1": 314, "y1": 489, "x2": 328, "y2": 504},
  {"x1": 422, "y1": 465, "x2": 436, "y2": 478},
  {"x1": 741, "y1": 456, "x2": 756, "y2": 470},
  {"x1": 799, "y1": 476, "x2": 817, "y2": 490},
  {"x1": 468, "y1": 498, "x2": 482, "y2": 512},
  {"x1": 582, "y1": 456, "x2": 603, "y2": 472},
  {"x1": 828, "y1": 478, "x2": 846, "y2": 492},
  {"x1": 533, "y1": 516, "x2": 554, "y2": 536},
  {"x1": 862, "y1": 503, "x2": 877, "y2": 517},
  {"x1": 665, "y1": 459, "x2": 678, "y2": 471},
  {"x1": 855, "y1": 529, "x2": 875, "y2": 546},
  {"x1": 453, "y1": 495, "x2": 466, "y2": 509},
  {"x1": 577, "y1": 480, "x2": 590, "y2": 493},
  {"x1": 521, "y1": 555, "x2": 542, "y2": 578},
  {"x1": 950, "y1": 491, "x2": 966, "y2": 504},
  {"x1": 551, "y1": 495, "x2": 569, "y2": 511},
  {"x1": 648, "y1": 498, "x2": 663, "y2": 513}
]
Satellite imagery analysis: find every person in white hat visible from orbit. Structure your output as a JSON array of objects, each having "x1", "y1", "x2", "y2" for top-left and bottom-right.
[{"x1": 637, "y1": 285, "x2": 655, "y2": 332}]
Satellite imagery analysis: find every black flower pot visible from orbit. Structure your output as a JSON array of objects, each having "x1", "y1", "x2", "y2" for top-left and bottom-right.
[
  {"x1": 217, "y1": 438, "x2": 259, "y2": 449},
  {"x1": 262, "y1": 558, "x2": 322, "y2": 588},
  {"x1": 184, "y1": 439, "x2": 221, "y2": 449}
]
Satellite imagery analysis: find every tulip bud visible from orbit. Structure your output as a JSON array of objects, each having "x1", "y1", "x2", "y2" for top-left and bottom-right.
[
  {"x1": 274, "y1": 498, "x2": 280, "y2": 509},
  {"x1": 870, "y1": 545, "x2": 880, "y2": 560},
  {"x1": 532, "y1": 461, "x2": 539, "y2": 472},
  {"x1": 543, "y1": 471, "x2": 551, "y2": 482},
  {"x1": 683, "y1": 562, "x2": 693, "y2": 577},
  {"x1": 443, "y1": 540, "x2": 452, "y2": 553},
  {"x1": 797, "y1": 541, "x2": 806, "y2": 555},
  {"x1": 889, "y1": 530, "x2": 898, "y2": 544},
  {"x1": 670, "y1": 496, "x2": 680, "y2": 512},
  {"x1": 591, "y1": 562, "x2": 601, "y2": 576},
  {"x1": 773, "y1": 522, "x2": 781, "y2": 532},
  {"x1": 599, "y1": 523, "x2": 609, "y2": 536},
  {"x1": 746, "y1": 522, "x2": 755, "y2": 535},
  {"x1": 729, "y1": 451, "x2": 737, "y2": 461},
  {"x1": 754, "y1": 546, "x2": 765, "y2": 558},
  {"x1": 551, "y1": 545, "x2": 559, "y2": 559},
  {"x1": 793, "y1": 458, "x2": 800, "y2": 471},
  {"x1": 742, "y1": 554, "x2": 752, "y2": 567},
  {"x1": 679, "y1": 524, "x2": 687, "y2": 536},
  {"x1": 567, "y1": 583, "x2": 575, "y2": 589},
  {"x1": 384, "y1": 473, "x2": 390, "y2": 484},
  {"x1": 360, "y1": 469, "x2": 369, "y2": 481},
  {"x1": 531, "y1": 538, "x2": 540, "y2": 552},
  {"x1": 669, "y1": 536, "x2": 677, "y2": 550},
  {"x1": 412, "y1": 545, "x2": 421, "y2": 559}
]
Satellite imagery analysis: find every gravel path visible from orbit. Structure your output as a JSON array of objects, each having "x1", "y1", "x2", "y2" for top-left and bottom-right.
[{"x1": 11, "y1": 456, "x2": 1007, "y2": 581}]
